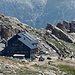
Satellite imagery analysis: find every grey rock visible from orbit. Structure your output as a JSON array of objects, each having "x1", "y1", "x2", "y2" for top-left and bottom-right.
[
  {"x1": 56, "y1": 22, "x2": 66, "y2": 31},
  {"x1": 0, "y1": 73, "x2": 4, "y2": 75},
  {"x1": 46, "y1": 23, "x2": 74, "y2": 43},
  {"x1": 63, "y1": 21, "x2": 70, "y2": 30},
  {"x1": 0, "y1": 14, "x2": 75, "y2": 59}
]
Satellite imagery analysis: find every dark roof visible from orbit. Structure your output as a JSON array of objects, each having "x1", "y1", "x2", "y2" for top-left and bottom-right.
[{"x1": 17, "y1": 32, "x2": 38, "y2": 49}]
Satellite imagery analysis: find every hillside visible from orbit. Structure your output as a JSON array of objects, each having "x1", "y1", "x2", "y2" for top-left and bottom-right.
[
  {"x1": 0, "y1": 14, "x2": 75, "y2": 75},
  {"x1": 1, "y1": 13, "x2": 75, "y2": 56},
  {"x1": 0, "y1": 0, "x2": 75, "y2": 28}
]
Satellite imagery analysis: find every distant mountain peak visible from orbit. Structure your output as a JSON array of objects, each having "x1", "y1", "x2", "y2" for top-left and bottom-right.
[{"x1": 0, "y1": 0, "x2": 75, "y2": 28}]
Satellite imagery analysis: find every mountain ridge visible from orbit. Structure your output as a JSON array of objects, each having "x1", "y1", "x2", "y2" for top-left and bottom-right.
[
  {"x1": 1, "y1": 0, "x2": 75, "y2": 28},
  {"x1": 0, "y1": 14, "x2": 75, "y2": 56},
  {"x1": 0, "y1": 14, "x2": 75, "y2": 75}
]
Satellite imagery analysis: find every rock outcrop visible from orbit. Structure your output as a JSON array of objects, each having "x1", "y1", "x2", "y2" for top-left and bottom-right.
[
  {"x1": 46, "y1": 23, "x2": 74, "y2": 43},
  {"x1": 56, "y1": 22, "x2": 66, "y2": 31},
  {"x1": 63, "y1": 21, "x2": 70, "y2": 29},
  {"x1": 0, "y1": 13, "x2": 75, "y2": 75},
  {"x1": 1, "y1": 13, "x2": 75, "y2": 57},
  {"x1": 0, "y1": 14, "x2": 33, "y2": 40},
  {"x1": 70, "y1": 20, "x2": 75, "y2": 32},
  {"x1": 56, "y1": 20, "x2": 75, "y2": 33}
]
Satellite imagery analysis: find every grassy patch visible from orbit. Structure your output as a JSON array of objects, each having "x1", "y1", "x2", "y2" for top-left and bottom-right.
[
  {"x1": 56, "y1": 65, "x2": 75, "y2": 75},
  {"x1": 48, "y1": 38, "x2": 65, "y2": 54},
  {"x1": 0, "y1": 69, "x2": 3, "y2": 73},
  {"x1": 32, "y1": 64, "x2": 57, "y2": 71},
  {"x1": 15, "y1": 69, "x2": 39, "y2": 75}
]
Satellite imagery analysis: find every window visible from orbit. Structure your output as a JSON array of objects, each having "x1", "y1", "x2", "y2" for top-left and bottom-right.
[
  {"x1": 12, "y1": 44, "x2": 23, "y2": 46},
  {"x1": 32, "y1": 43, "x2": 37, "y2": 47},
  {"x1": 7, "y1": 51, "x2": 14, "y2": 54}
]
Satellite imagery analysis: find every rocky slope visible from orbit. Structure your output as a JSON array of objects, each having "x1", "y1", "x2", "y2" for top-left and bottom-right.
[
  {"x1": 1, "y1": 0, "x2": 75, "y2": 28},
  {"x1": 0, "y1": 14, "x2": 75, "y2": 75},
  {"x1": 46, "y1": 23, "x2": 75, "y2": 43},
  {"x1": 0, "y1": 13, "x2": 75, "y2": 56}
]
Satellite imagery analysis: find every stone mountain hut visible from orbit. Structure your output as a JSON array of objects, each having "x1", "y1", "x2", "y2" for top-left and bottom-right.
[{"x1": 1, "y1": 32, "x2": 38, "y2": 58}]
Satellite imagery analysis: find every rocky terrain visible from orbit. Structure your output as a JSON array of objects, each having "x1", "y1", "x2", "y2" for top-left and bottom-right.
[
  {"x1": 0, "y1": 14, "x2": 75, "y2": 75},
  {"x1": 1, "y1": 0, "x2": 75, "y2": 28}
]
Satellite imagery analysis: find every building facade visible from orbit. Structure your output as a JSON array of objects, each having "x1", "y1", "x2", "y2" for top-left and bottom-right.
[{"x1": 1, "y1": 32, "x2": 38, "y2": 58}]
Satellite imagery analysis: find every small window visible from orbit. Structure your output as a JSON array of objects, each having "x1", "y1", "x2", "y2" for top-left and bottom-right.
[
  {"x1": 32, "y1": 43, "x2": 37, "y2": 47},
  {"x1": 12, "y1": 44, "x2": 23, "y2": 46}
]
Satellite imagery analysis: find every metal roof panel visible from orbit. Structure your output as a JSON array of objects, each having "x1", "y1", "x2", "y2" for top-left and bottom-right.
[{"x1": 17, "y1": 32, "x2": 38, "y2": 49}]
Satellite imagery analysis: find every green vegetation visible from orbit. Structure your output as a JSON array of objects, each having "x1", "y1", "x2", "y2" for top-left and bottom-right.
[
  {"x1": 47, "y1": 38, "x2": 65, "y2": 54},
  {"x1": 0, "y1": 69, "x2": 3, "y2": 73},
  {"x1": 56, "y1": 65, "x2": 75, "y2": 75},
  {"x1": 61, "y1": 40, "x2": 75, "y2": 52},
  {"x1": 32, "y1": 64, "x2": 57, "y2": 71},
  {"x1": 73, "y1": 42, "x2": 75, "y2": 45},
  {"x1": 15, "y1": 69, "x2": 39, "y2": 75},
  {"x1": 0, "y1": 68, "x2": 39, "y2": 75}
]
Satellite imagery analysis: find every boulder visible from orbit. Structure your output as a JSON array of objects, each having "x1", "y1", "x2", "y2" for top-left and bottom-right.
[
  {"x1": 63, "y1": 20, "x2": 70, "y2": 29},
  {"x1": 46, "y1": 23, "x2": 74, "y2": 43},
  {"x1": 56, "y1": 20, "x2": 75, "y2": 33},
  {"x1": 56, "y1": 22, "x2": 66, "y2": 31},
  {"x1": 1, "y1": 26, "x2": 11, "y2": 40},
  {"x1": 70, "y1": 21, "x2": 75, "y2": 32},
  {"x1": 46, "y1": 40, "x2": 60, "y2": 55}
]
